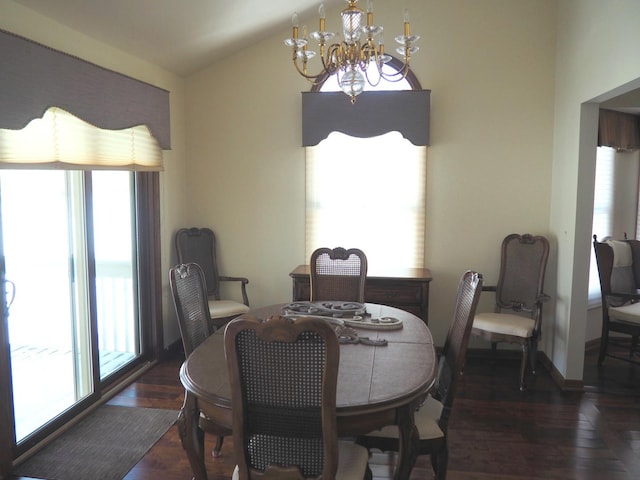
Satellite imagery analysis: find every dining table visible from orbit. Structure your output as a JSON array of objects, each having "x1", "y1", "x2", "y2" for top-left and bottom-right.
[{"x1": 177, "y1": 302, "x2": 437, "y2": 480}]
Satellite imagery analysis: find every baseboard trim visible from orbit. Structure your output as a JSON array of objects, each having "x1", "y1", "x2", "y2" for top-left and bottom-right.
[
  {"x1": 466, "y1": 347, "x2": 585, "y2": 392},
  {"x1": 538, "y1": 351, "x2": 584, "y2": 392}
]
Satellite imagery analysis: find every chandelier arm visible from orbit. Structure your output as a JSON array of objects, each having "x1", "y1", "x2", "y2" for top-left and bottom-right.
[
  {"x1": 292, "y1": 56, "x2": 334, "y2": 85},
  {"x1": 319, "y1": 42, "x2": 342, "y2": 75},
  {"x1": 378, "y1": 65, "x2": 410, "y2": 83}
]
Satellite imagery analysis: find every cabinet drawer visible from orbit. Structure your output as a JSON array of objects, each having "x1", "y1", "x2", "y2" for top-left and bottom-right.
[{"x1": 365, "y1": 282, "x2": 423, "y2": 305}]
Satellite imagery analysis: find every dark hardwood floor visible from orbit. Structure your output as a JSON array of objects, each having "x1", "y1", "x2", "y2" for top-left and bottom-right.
[{"x1": 13, "y1": 344, "x2": 640, "y2": 479}]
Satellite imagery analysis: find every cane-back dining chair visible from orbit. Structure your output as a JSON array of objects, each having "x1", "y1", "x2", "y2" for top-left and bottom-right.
[
  {"x1": 357, "y1": 271, "x2": 483, "y2": 480},
  {"x1": 225, "y1": 314, "x2": 371, "y2": 480},
  {"x1": 471, "y1": 233, "x2": 550, "y2": 391},
  {"x1": 175, "y1": 227, "x2": 249, "y2": 330},
  {"x1": 310, "y1": 247, "x2": 368, "y2": 303},
  {"x1": 169, "y1": 262, "x2": 230, "y2": 457},
  {"x1": 592, "y1": 235, "x2": 640, "y2": 365}
]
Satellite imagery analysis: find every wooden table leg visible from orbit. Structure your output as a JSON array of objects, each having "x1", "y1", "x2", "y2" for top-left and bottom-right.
[
  {"x1": 394, "y1": 402, "x2": 419, "y2": 480},
  {"x1": 177, "y1": 391, "x2": 208, "y2": 480}
]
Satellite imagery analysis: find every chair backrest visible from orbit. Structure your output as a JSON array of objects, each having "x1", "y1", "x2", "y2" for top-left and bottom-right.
[
  {"x1": 495, "y1": 234, "x2": 549, "y2": 316},
  {"x1": 593, "y1": 235, "x2": 640, "y2": 307},
  {"x1": 175, "y1": 227, "x2": 221, "y2": 299},
  {"x1": 169, "y1": 263, "x2": 213, "y2": 356},
  {"x1": 434, "y1": 271, "x2": 483, "y2": 415},
  {"x1": 225, "y1": 315, "x2": 340, "y2": 479},
  {"x1": 310, "y1": 247, "x2": 368, "y2": 303}
]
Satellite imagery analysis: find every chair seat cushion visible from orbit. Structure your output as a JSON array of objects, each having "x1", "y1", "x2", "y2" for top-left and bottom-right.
[
  {"x1": 208, "y1": 299, "x2": 249, "y2": 319},
  {"x1": 609, "y1": 301, "x2": 640, "y2": 325},
  {"x1": 362, "y1": 394, "x2": 444, "y2": 441},
  {"x1": 473, "y1": 312, "x2": 535, "y2": 338},
  {"x1": 231, "y1": 440, "x2": 369, "y2": 480}
]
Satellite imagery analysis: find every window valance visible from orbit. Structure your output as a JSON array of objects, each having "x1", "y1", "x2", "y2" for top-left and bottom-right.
[
  {"x1": 0, "y1": 29, "x2": 170, "y2": 150},
  {"x1": 598, "y1": 109, "x2": 640, "y2": 151},
  {"x1": 302, "y1": 90, "x2": 430, "y2": 147}
]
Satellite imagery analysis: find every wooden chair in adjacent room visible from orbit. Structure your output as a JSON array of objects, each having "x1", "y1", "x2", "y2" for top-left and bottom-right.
[
  {"x1": 225, "y1": 314, "x2": 372, "y2": 480},
  {"x1": 169, "y1": 262, "x2": 231, "y2": 458},
  {"x1": 175, "y1": 227, "x2": 249, "y2": 330},
  {"x1": 310, "y1": 247, "x2": 368, "y2": 303},
  {"x1": 356, "y1": 271, "x2": 483, "y2": 480},
  {"x1": 471, "y1": 233, "x2": 550, "y2": 390},
  {"x1": 592, "y1": 235, "x2": 640, "y2": 365}
]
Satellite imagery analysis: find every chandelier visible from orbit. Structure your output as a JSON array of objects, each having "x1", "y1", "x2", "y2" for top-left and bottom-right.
[{"x1": 284, "y1": 0, "x2": 419, "y2": 103}]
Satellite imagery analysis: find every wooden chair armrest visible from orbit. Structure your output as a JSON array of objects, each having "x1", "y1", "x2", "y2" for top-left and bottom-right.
[
  {"x1": 219, "y1": 276, "x2": 250, "y2": 306},
  {"x1": 538, "y1": 293, "x2": 551, "y2": 303},
  {"x1": 219, "y1": 275, "x2": 249, "y2": 284},
  {"x1": 607, "y1": 291, "x2": 640, "y2": 302}
]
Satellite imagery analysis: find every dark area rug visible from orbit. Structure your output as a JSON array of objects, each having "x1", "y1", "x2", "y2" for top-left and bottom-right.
[{"x1": 14, "y1": 405, "x2": 177, "y2": 480}]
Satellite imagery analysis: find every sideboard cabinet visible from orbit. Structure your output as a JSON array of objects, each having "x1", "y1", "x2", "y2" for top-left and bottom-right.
[{"x1": 289, "y1": 265, "x2": 432, "y2": 325}]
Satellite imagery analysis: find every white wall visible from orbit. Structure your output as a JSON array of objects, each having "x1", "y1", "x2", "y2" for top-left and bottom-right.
[
  {"x1": 185, "y1": 0, "x2": 557, "y2": 348},
  {"x1": 1, "y1": 2, "x2": 188, "y2": 347},
  {"x1": 551, "y1": 0, "x2": 640, "y2": 380}
]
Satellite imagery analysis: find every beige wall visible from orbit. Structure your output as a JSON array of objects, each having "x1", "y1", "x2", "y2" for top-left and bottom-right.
[
  {"x1": 1, "y1": 1, "x2": 188, "y2": 347},
  {"x1": 551, "y1": 0, "x2": 640, "y2": 380},
  {"x1": 10, "y1": 0, "x2": 640, "y2": 383},
  {"x1": 185, "y1": 0, "x2": 557, "y2": 347}
]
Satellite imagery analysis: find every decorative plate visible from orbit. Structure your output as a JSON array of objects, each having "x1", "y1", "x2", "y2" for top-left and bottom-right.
[{"x1": 281, "y1": 301, "x2": 403, "y2": 330}]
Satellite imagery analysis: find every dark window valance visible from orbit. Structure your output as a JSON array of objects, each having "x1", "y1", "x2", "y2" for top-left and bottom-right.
[
  {"x1": 598, "y1": 109, "x2": 640, "y2": 151},
  {"x1": 0, "y1": 29, "x2": 170, "y2": 150},
  {"x1": 302, "y1": 90, "x2": 430, "y2": 147}
]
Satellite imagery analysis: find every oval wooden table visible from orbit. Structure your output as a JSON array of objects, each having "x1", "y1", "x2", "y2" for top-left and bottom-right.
[{"x1": 178, "y1": 303, "x2": 437, "y2": 480}]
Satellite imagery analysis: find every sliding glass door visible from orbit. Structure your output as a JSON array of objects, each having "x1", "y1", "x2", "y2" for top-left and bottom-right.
[
  {"x1": 0, "y1": 170, "x2": 141, "y2": 447},
  {"x1": 92, "y1": 171, "x2": 140, "y2": 380}
]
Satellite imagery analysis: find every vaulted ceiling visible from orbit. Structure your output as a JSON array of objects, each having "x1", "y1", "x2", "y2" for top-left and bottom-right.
[{"x1": 12, "y1": 0, "x2": 343, "y2": 76}]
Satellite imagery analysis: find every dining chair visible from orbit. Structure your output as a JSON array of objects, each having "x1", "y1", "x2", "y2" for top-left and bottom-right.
[
  {"x1": 471, "y1": 233, "x2": 550, "y2": 390},
  {"x1": 310, "y1": 247, "x2": 368, "y2": 303},
  {"x1": 175, "y1": 227, "x2": 250, "y2": 330},
  {"x1": 225, "y1": 314, "x2": 372, "y2": 480},
  {"x1": 592, "y1": 235, "x2": 640, "y2": 365},
  {"x1": 356, "y1": 271, "x2": 483, "y2": 480},
  {"x1": 169, "y1": 262, "x2": 231, "y2": 458}
]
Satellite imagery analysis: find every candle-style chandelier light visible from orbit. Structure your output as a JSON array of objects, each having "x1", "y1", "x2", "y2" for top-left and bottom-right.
[{"x1": 284, "y1": 0, "x2": 419, "y2": 103}]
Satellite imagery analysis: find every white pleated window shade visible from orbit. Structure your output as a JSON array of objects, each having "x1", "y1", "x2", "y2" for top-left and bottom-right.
[
  {"x1": 306, "y1": 131, "x2": 426, "y2": 270},
  {"x1": 589, "y1": 147, "x2": 616, "y2": 305},
  {"x1": 0, "y1": 107, "x2": 162, "y2": 171}
]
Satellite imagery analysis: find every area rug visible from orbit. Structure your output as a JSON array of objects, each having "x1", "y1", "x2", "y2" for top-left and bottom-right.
[{"x1": 14, "y1": 405, "x2": 178, "y2": 480}]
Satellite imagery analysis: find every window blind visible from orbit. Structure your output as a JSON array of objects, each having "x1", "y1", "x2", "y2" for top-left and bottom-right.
[
  {"x1": 0, "y1": 107, "x2": 162, "y2": 171},
  {"x1": 306, "y1": 131, "x2": 426, "y2": 270}
]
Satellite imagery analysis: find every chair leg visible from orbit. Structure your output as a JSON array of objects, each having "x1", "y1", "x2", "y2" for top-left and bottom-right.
[
  {"x1": 431, "y1": 446, "x2": 448, "y2": 480},
  {"x1": 631, "y1": 335, "x2": 639, "y2": 358},
  {"x1": 490, "y1": 342, "x2": 498, "y2": 365},
  {"x1": 212, "y1": 435, "x2": 224, "y2": 458},
  {"x1": 528, "y1": 337, "x2": 538, "y2": 375},
  {"x1": 598, "y1": 329, "x2": 609, "y2": 366},
  {"x1": 519, "y1": 343, "x2": 528, "y2": 391},
  {"x1": 364, "y1": 465, "x2": 373, "y2": 480}
]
